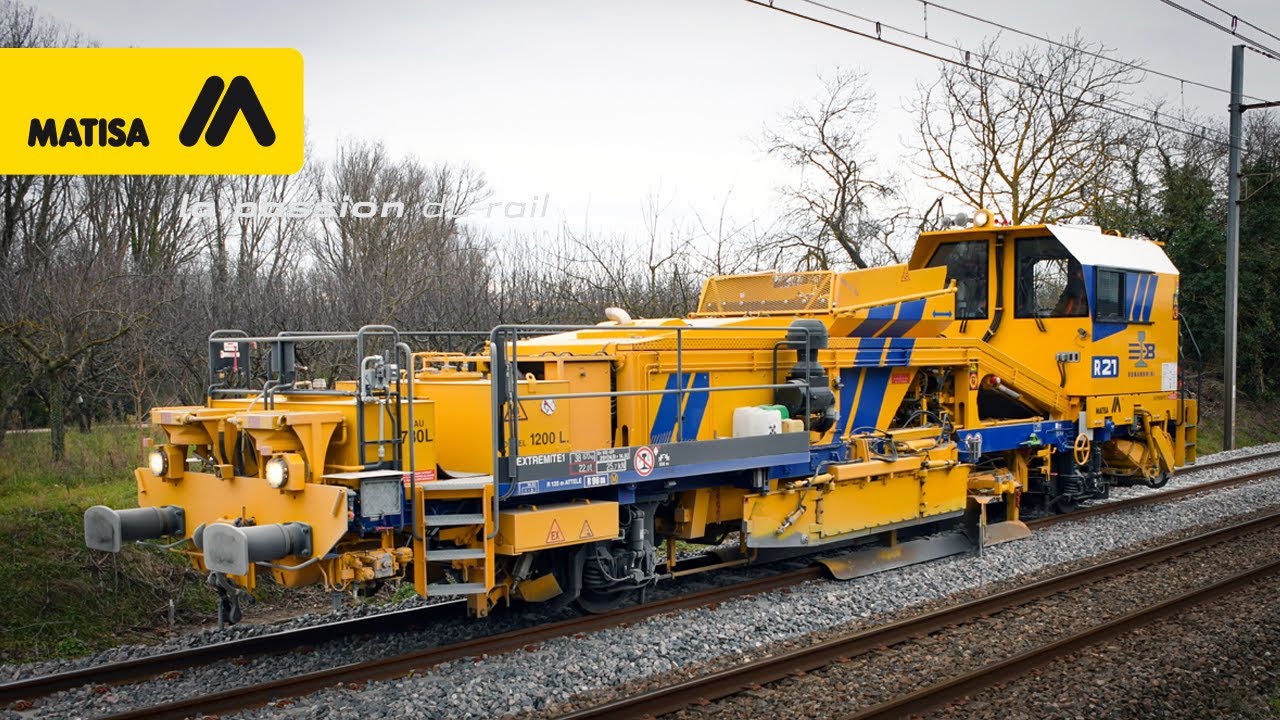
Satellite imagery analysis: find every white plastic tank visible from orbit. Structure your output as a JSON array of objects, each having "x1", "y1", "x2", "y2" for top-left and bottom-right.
[{"x1": 733, "y1": 406, "x2": 783, "y2": 437}]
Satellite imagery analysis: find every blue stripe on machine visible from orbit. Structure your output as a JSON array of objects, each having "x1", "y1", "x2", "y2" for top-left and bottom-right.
[
  {"x1": 854, "y1": 337, "x2": 887, "y2": 367},
  {"x1": 848, "y1": 302, "x2": 897, "y2": 337},
  {"x1": 649, "y1": 373, "x2": 683, "y2": 443},
  {"x1": 679, "y1": 372, "x2": 710, "y2": 441},
  {"x1": 884, "y1": 337, "x2": 915, "y2": 366},
  {"x1": 1141, "y1": 275, "x2": 1158, "y2": 322},
  {"x1": 875, "y1": 298, "x2": 926, "y2": 337},
  {"x1": 850, "y1": 367, "x2": 892, "y2": 433},
  {"x1": 1126, "y1": 273, "x2": 1143, "y2": 322},
  {"x1": 835, "y1": 367, "x2": 860, "y2": 437}
]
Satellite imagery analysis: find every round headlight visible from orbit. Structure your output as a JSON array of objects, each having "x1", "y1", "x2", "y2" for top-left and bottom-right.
[
  {"x1": 266, "y1": 456, "x2": 288, "y2": 488},
  {"x1": 148, "y1": 448, "x2": 168, "y2": 477},
  {"x1": 973, "y1": 209, "x2": 991, "y2": 227}
]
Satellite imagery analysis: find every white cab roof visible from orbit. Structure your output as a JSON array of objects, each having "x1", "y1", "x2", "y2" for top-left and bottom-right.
[{"x1": 1046, "y1": 224, "x2": 1179, "y2": 275}]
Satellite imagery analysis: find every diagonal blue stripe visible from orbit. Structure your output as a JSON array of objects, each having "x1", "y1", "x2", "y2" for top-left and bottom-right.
[
  {"x1": 649, "y1": 373, "x2": 682, "y2": 443},
  {"x1": 876, "y1": 299, "x2": 926, "y2": 338},
  {"x1": 835, "y1": 367, "x2": 860, "y2": 438},
  {"x1": 849, "y1": 303, "x2": 897, "y2": 337},
  {"x1": 1141, "y1": 275, "x2": 1158, "y2": 323},
  {"x1": 851, "y1": 368, "x2": 892, "y2": 433},
  {"x1": 885, "y1": 337, "x2": 915, "y2": 366},
  {"x1": 854, "y1": 337, "x2": 887, "y2": 367},
  {"x1": 1126, "y1": 273, "x2": 1143, "y2": 322},
  {"x1": 679, "y1": 372, "x2": 710, "y2": 441}
]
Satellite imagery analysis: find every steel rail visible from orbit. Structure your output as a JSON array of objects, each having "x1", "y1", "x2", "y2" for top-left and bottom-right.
[
  {"x1": 843, "y1": 558, "x2": 1280, "y2": 720},
  {"x1": 7, "y1": 448, "x2": 1277, "y2": 712},
  {"x1": 559, "y1": 509, "x2": 1280, "y2": 719},
  {"x1": 92, "y1": 567, "x2": 822, "y2": 720},
  {"x1": 0, "y1": 600, "x2": 467, "y2": 705},
  {"x1": 1028, "y1": 462, "x2": 1280, "y2": 529}
]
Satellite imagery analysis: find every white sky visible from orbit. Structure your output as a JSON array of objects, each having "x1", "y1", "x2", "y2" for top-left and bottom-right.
[{"x1": 30, "y1": 0, "x2": 1280, "y2": 239}]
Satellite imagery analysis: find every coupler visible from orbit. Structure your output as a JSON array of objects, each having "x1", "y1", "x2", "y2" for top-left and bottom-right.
[
  {"x1": 201, "y1": 521, "x2": 313, "y2": 576},
  {"x1": 84, "y1": 505, "x2": 185, "y2": 553}
]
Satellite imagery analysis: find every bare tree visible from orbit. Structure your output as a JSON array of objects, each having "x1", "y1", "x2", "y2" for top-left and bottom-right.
[
  {"x1": 912, "y1": 34, "x2": 1141, "y2": 224},
  {"x1": 763, "y1": 68, "x2": 901, "y2": 270},
  {"x1": 312, "y1": 140, "x2": 493, "y2": 329}
]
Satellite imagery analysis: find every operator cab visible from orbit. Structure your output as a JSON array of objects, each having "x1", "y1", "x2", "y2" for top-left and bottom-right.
[{"x1": 909, "y1": 216, "x2": 1180, "y2": 404}]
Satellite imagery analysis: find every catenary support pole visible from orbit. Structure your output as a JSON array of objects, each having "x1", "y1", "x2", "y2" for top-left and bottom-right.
[{"x1": 1224, "y1": 44, "x2": 1243, "y2": 451}]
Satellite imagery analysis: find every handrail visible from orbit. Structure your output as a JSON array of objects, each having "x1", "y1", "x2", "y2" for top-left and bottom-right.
[{"x1": 485, "y1": 322, "x2": 816, "y2": 538}]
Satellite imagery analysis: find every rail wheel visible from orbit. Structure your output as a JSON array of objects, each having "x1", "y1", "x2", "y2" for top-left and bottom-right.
[
  {"x1": 1051, "y1": 493, "x2": 1080, "y2": 514},
  {"x1": 1146, "y1": 471, "x2": 1171, "y2": 489},
  {"x1": 574, "y1": 540, "x2": 640, "y2": 613}
]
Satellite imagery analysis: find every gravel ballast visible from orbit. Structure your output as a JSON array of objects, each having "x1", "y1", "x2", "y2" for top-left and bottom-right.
[
  {"x1": 931, "y1": 572, "x2": 1280, "y2": 720},
  {"x1": 4, "y1": 443, "x2": 1280, "y2": 719},
  {"x1": 662, "y1": 516, "x2": 1280, "y2": 719}
]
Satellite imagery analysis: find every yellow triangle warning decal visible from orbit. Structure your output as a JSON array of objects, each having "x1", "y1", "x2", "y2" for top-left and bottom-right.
[
  {"x1": 579, "y1": 519, "x2": 594, "y2": 539},
  {"x1": 546, "y1": 519, "x2": 565, "y2": 544}
]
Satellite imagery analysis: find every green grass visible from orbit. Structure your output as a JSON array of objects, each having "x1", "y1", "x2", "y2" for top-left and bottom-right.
[
  {"x1": 0, "y1": 426, "x2": 214, "y2": 663},
  {"x1": 1194, "y1": 402, "x2": 1280, "y2": 456}
]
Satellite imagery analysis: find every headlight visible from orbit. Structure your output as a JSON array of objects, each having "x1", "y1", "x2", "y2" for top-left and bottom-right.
[
  {"x1": 148, "y1": 448, "x2": 169, "y2": 477},
  {"x1": 266, "y1": 456, "x2": 288, "y2": 488},
  {"x1": 973, "y1": 208, "x2": 991, "y2": 227}
]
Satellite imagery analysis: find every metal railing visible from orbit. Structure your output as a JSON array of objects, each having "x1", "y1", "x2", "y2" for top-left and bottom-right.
[
  {"x1": 486, "y1": 322, "x2": 817, "y2": 538},
  {"x1": 203, "y1": 322, "x2": 821, "y2": 543},
  {"x1": 203, "y1": 325, "x2": 419, "y2": 533}
]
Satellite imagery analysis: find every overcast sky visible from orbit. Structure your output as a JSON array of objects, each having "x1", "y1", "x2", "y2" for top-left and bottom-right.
[{"x1": 30, "y1": 0, "x2": 1280, "y2": 239}]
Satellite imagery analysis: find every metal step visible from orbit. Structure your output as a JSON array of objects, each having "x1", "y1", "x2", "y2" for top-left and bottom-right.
[
  {"x1": 422, "y1": 513, "x2": 486, "y2": 527},
  {"x1": 426, "y1": 582, "x2": 488, "y2": 596},
  {"x1": 419, "y1": 477, "x2": 493, "y2": 493},
  {"x1": 427, "y1": 547, "x2": 486, "y2": 561}
]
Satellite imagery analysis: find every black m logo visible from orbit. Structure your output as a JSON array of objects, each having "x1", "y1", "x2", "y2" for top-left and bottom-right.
[{"x1": 179, "y1": 76, "x2": 276, "y2": 147}]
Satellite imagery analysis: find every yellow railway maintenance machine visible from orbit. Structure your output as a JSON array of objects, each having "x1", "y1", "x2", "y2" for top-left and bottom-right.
[{"x1": 85, "y1": 215, "x2": 1198, "y2": 622}]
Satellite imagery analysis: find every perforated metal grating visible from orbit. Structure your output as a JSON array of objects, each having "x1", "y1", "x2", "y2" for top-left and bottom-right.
[{"x1": 695, "y1": 272, "x2": 834, "y2": 316}]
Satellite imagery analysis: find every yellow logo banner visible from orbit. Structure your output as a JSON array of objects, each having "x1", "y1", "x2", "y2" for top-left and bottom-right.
[{"x1": 1, "y1": 48, "x2": 303, "y2": 175}]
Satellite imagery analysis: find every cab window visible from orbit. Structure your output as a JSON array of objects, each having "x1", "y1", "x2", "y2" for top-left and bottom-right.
[
  {"x1": 926, "y1": 241, "x2": 988, "y2": 319},
  {"x1": 1015, "y1": 237, "x2": 1087, "y2": 318},
  {"x1": 1095, "y1": 269, "x2": 1125, "y2": 322}
]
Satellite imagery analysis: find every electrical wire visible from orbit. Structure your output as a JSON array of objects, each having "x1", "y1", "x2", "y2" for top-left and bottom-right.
[
  {"x1": 802, "y1": 0, "x2": 1227, "y2": 144},
  {"x1": 1194, "y1": 0, "x2": 1280, "y2": 46},
  {"x1": 743, "y1": 0, "x2": 1235, "y2": 150},
  {"x1": 1155, "y1": 0, "x2": 1280, "y2": 59},
  {"x1": 921, "y1": 0, "x2": 1274, "y2": 102}
]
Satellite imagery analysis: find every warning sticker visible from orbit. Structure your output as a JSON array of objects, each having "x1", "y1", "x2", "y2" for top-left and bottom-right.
[
  {"x1": 634, "y1": 446, "x2": 656, "y2": 477},
  {"x1": 401, "y1": 469, "x2": 438, "y2": 486},
  {"x1": 890, "y1": 370, "x2": 911, "y2": 384},
  {"x1": 579, "y1": 520, "x2": 594, "y2": 539},
  {"x1": 968, "y1": 371, "x2": 979, "y2": 390},
  {"x1": 546, "y1": 519, "x2": 565, "y2": 544}
]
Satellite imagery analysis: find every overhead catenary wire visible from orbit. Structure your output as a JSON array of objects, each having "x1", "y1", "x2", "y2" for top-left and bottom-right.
[
  {"x1": 1195, "y1": 0, "x2": 1280, "y2": 47},
  {"x1": 800, "y1": 0, "x2": 1227, "y2": 145},
  {"x1": 1156, "y1": 0, "x2": 1280, "y2": 60},
  {"x1": 921, "y1": 0, "x2": 1273, "y2": 103},
  {"x1": 742, "y1": 0, "x2": 1236, "y2": 151}
]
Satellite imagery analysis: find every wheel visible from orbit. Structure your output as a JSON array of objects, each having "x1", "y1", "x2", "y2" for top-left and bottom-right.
[
  {"x1": 1051, "y1": 493, "x2": 1080, "y2": 514},
  {"x1": 575, "y1": 588, "x2": 632, "y2": 614},
  {"x1": 575, "y1": 541, "x2": 636, "y2": 613},
  {"x1": 1146, "y1": 471, "x2": 1170, "y2": 489}
]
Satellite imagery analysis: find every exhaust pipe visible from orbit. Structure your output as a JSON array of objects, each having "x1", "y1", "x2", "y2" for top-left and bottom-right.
[
  {"x1": 84, "y1": 505, "x2": 185, "y2": 553},
  {"x1": 202, "y1": 522, "x2": 312, "y2": 576}
]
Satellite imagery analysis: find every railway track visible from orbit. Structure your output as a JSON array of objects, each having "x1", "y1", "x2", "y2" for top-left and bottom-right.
[
  {"x1": 3, "y1": 447, "x2": 1277, "y2": 718},
  {"x1": 561, "y1": 508, "x2": 1280, "y2": 720}
]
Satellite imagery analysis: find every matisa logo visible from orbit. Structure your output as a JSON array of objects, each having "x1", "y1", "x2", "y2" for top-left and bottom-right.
[
  {"x1": 179, "y1": 76, "x2": 276, "y2": 148},
  {"x1": 28, "y1": 117, "x2": 150, "y2": 148},
  {"x1": 1, "y1": 48, "x2": 302, "y2": 175}
]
